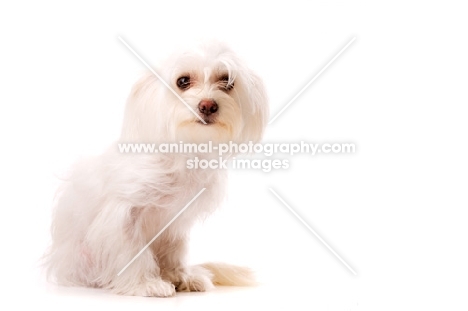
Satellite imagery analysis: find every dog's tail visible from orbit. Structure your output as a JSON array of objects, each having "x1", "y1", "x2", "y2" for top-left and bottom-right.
[{"x1": 197, "y1": 262, "x2": 256, "y2": 286}]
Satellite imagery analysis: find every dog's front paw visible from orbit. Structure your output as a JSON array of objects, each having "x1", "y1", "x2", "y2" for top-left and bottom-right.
[
  {"x1": 166, "y1": 266, "x2": 214, "y2": 292},
  {"x1": 116, "y1": 278, "x2": 176, "y2": 297},
  {"x1": 146, "y1": 279, "x2": 176, "y2": 297},
  {"x1": 174, "y1": 272, "x2": 214, "y2": 292}
]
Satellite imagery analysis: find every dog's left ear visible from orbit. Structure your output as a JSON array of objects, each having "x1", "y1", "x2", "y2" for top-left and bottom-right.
[{"x1": 236, "y1": 71, "x2": 269, "y2": 144}]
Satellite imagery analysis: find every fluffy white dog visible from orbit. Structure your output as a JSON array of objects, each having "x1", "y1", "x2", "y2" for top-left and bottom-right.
[{"x1": 44, "y1": 41, "x2": 269, "y2": 297}]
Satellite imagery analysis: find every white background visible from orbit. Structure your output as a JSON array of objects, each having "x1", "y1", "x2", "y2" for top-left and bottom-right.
[{"x1": 1, "y1": 1, "x2": 467, "y2": 310}]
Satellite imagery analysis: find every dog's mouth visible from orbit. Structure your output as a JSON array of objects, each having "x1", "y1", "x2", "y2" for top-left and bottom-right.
[
  {"x1": 197, "y1": 120, "x2": 214, "y2": 125},
  {"x1": 196, "y1": 115, "x2": 216, "y2": 125}
]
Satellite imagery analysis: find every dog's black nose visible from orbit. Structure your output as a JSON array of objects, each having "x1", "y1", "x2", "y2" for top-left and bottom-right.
[{"x1": 198, "y1": 99, "x2": 218, "y2": 116}]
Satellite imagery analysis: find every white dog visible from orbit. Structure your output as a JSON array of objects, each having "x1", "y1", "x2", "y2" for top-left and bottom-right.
[{"x1": 44, "y1": 41, "x2": 269, "y2": 297}]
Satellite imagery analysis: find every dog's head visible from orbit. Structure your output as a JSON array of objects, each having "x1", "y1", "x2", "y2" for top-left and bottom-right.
[{"x1": 120, "y1": 41, "x2": 269, "y2": 145}]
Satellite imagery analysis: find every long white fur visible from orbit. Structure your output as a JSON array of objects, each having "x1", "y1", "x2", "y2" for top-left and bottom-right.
[{"x1": 43, "y1": 41, "x2": 268, "y2": 297}]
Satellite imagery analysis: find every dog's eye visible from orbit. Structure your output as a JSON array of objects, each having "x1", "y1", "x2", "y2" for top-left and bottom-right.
[
  {"x1": 219, "y1": 75, "x2": 234, "y2": 91},
  {"x1": 177, "y1": 76, "x2": 191, "y2": 90}
]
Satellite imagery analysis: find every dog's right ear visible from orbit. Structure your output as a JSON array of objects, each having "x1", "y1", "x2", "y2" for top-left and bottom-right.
[{"x1": 120, "y1": 72, "x2": 161, "y2": 143}]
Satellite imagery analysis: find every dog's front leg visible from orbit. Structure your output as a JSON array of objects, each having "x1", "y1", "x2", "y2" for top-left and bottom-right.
[{"x1": 157, "y1": 235, "x2": 214, "y2": 292}]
